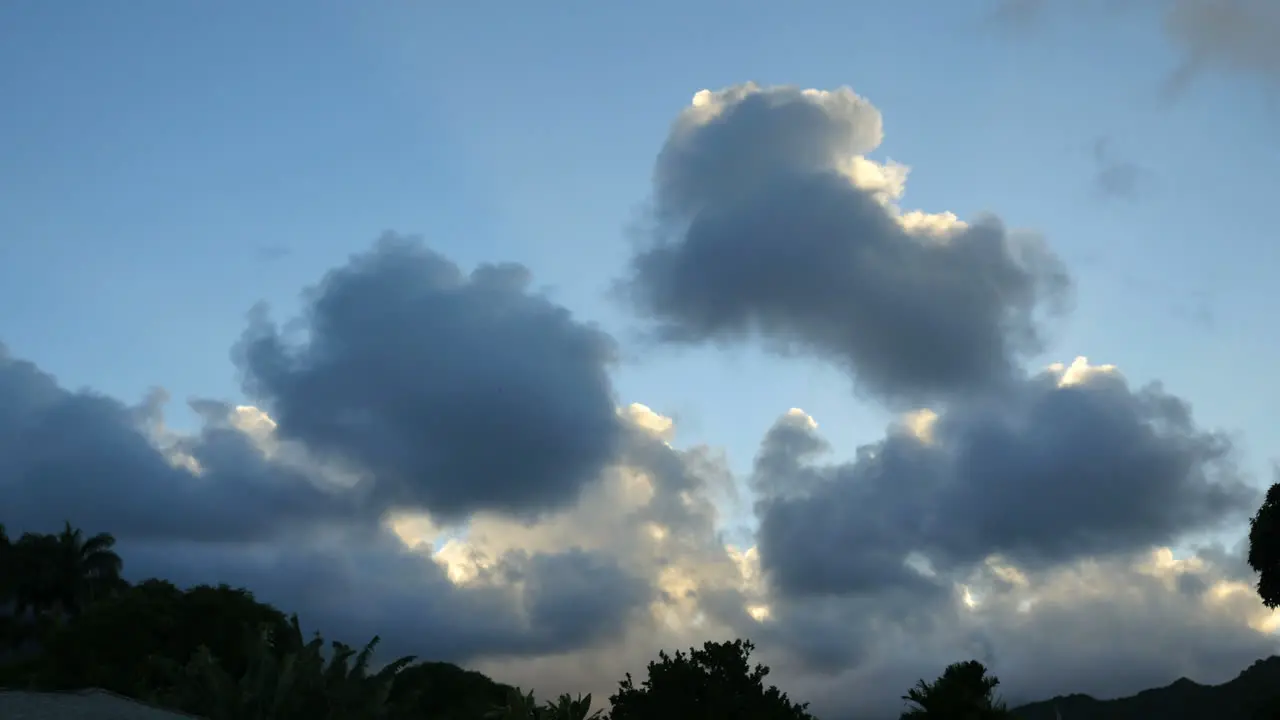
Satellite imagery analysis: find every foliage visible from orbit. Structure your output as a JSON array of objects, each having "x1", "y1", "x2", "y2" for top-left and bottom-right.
[
  {"x1": 1248, "y1": 482, "x2": 1280, "y2": 608},
  {"x1": 6, "y1": 521, "x2": 123, "y2": 619},
  {"x1": 485, "y1": 686, "x2": 602, "y2": 720},
  {"x1": 34, "y1": 579, "x2": 294, "y2": 696},
  {"x1": 388, "y1": 661, "x2": 516, "y2": 720},
  {"x1": 901, "y1": 660, "x2": 1013, "y2": 719},
  {"x1": 10, "y1": 519, "x2": 1280, "y2": 719},
  {"x1": 486, "y1": 686, "x2": 542, "y2": 719},
  {"x1": 608, "y1": 638, "x2": 814, "y2": 720},
  {"x1": 151, "y1": 623, "x2": 416, "y2": 720},
  {"x1": 541, "y1": 692, "x2": 605, "y2": 720}
]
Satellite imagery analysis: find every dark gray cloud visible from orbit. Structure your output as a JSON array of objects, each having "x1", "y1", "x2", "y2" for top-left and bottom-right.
[
  {"x1": 0, "y1": 348, "x2": 352, "y2": 542},
  {"x1": 0, "y1": 235, "x2": 652, "y2": 663},
  {"x1": 122, "y1": 532, "x2": 650, "y2": 663},
  {"x1": 752, "y1": 360, "x2": 1256, "y2": 600},
  {"x1": 237, "y1": 233, "x2": 624, "y2": 522},
  {"x1": 512, "y1": 548, "x2": 653, "y2": 650},
  {"x1": 765, "y1": 548, "x2": 1278, "y2": 719},
  {"x1": 623, "y1": 84, "x2": 1071, "y2": 403}
]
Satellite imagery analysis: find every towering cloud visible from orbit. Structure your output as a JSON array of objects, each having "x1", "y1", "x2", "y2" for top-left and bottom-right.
[
  {"x1": 624, "y1": 83, "x2": 1071, "y2": 403},
  {"x1": 1, "y1": 75, "x2": 1274, "y2": 720},
  {"x1": 238, "y1": 233, "x2": 624, "y2": 522},
  {"x1": 0, "y1": 236, "x2": 653, "y2": 662}
]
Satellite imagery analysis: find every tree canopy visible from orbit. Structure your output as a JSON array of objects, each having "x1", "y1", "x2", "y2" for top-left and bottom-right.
[
  {"x1": 1248, "y1": 482, "x2": 1280, "y2": 608},
  {"x1": 5, "y1": 517, "x2": 1278, "y2": 719},
  {"x1": 608, "y1": 639, "x2": 814, "y2": 720},
  {"x1": 900, "y1": 660, "x2": 1013, "y2": 719}
]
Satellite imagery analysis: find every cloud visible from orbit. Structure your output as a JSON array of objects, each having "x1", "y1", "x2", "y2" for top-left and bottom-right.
[
  {"x1": 991, "y1": 0, "x2": 1280, "y2": 92},
  {"x1": 410, "y1": 402, "x2": 751, "y2": 645},
  {"x1": 237, "y1": 233, "x2": 624, "y2": 522},
  {"x1": 759, "y1": 547, "x2": 1279, "y2": 718},
  {"x1": 986, "y1": 0, "x2": 1048, "y2": 29},
  {"x1": 622, "y1": 83, "x2": 1071, "y2": 404},
  {"x1": 122, "y1": 528, "x2": 651, "y2": 663},
  {"x1": 255, "y1": 244, "x2": 291, "y2": 262},
  {"x1": 0, "y1": 235, "x2": 657, "y2": 663},
  {"x1": 0, "y1": 350, "x2": 353, "y2": 543},
  {"x1": 436, "y1": 370, "x2": 1272, "y2": 720},
  {"x1": 1, "y1": 87, "x2": 1275, "y2": 720},
  {"x1": 1, "y1": 332, "x2": 1275, "y2": 718},
  {"x1": 1091, "y1": 136, "x2": 1148, "y2": 201},
  {"x1": 753, "y1": 358, "x2": 1255, "y2": 600},
  {"x1": 1164, "y1": 0, "x2": 1280, "y2": 91},
  {"x1": 460, "y1": 493, "x2": 1277, "y2": 720}
]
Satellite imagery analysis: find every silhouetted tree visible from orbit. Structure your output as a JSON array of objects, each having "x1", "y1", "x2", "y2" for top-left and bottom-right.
[
  {"x1": 1249, "y1": 482, "x2": 1280, "y2": 608},
  {"x1": 387, "y1": 660, "x2": 515, "y2": 720},
  {"x1": 0, "y1": 519, "x2": 536, "y2": 719},
  {"x1": 9, "y1": 522, "x2": 122, "y2": 619},
  {"x1": 901, "y1": 659, "x2": 1013, "y2": 719},
  {"x1": 0, "y1": 523, "x2": 19, "y2": 657},
  {"x1": 0, "y1": 523, "x2": 10, "y2": 599},
  {"x1": 487, "y1": 688, "x2": 603, "y2": 720},
  {"x1": 35, "y1": 579, "x2": 293, "y2": 696},
  {"x1": 486, "y1": 686, "x2": 542, "y2": 719},
  {"x1": 542, "y1": 692, "x2": 604, "y2": 720},
  {"x1": 152, "y1": 623, "x2": 415, "y2": 720},
  {"x1": 609, "y1": 638, "x2": 814, "y2": 720}
]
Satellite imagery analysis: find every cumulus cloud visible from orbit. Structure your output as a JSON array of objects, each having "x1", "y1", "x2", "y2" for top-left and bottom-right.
[
  {"x1": 405, "y1": 402, "x2": 750, "y2": 643},
  {"x1": 0, "y1": 349, "x2": 353, "y2": 542},
  {"x1": 757, "y1": 547, "x2": 1280, "y2": 718},
  {"x1": 2, "y1": 83, "x2": 1276, "y2": 720},
  {"x1": 123, "y1": 528, "x2": 650, "y2": 663},
  {"x1": 0, "y1": 236, "x2": 656, "y2": 663},
  {"x1": 2, "y1": 329, "x2": 1276, "y2": 718},
  {"x1": 237, "y1": 233, "x2": 623, "y2": 522},
  {"x1": 623, "y1": 83, "x2": 1071, "y2": 403},
  {"x1": 753, "y1": 358, "x2": 1256, "y2": 602},
  {"x1": 426, "y1": 372, "x2": 1272, "y2": 720}
]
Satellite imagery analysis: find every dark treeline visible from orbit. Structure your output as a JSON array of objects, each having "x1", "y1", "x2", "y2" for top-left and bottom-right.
[
  {"x1": 6, "y1": 510, "x2": 1280, "y2": 719},
  {"x1": 0, "y1": 521, "x2": 1022, "y2": 719}
]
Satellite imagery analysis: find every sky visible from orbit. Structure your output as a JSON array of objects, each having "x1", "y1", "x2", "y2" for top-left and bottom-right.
[{"x1": 2, "y1": 1, "x2": 1279, "y2": 717}]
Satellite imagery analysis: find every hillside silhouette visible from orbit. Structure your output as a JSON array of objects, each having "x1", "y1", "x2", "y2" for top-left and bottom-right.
[{"x1": 1011, "y1": 656, "x2": 1280, "y2": 720}]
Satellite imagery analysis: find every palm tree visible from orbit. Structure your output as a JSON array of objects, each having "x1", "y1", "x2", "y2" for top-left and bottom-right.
[
  {"x1": 486, "y1": 686, "x2": 542, "y2": 720},
  {"x1": 154, "y1": 623, "x2": 416, "y2": 720},
  {"x1": 486, "y1": 689, "x2": 604, "y2": 720},
  {"x1": 55, "y1": 521, "x2": 124, "y2": 610},
  {"x1": 542, "y1": 693, "x2": 604, "y2": 720},
  {"x1": 901, "y1": 660, "x2": 1013, "y2": 719},
  {"x1": 10, "y1": 523, "x2": 123, "y2": 620}
]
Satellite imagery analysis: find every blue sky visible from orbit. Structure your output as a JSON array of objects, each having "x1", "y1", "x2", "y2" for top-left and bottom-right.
[
  {"x1": 4, "y1": 1, "x2": 1275, "y2": 485},
  {"x1": 3, "y1": 2, "x2": 1280, "y2": 714}
]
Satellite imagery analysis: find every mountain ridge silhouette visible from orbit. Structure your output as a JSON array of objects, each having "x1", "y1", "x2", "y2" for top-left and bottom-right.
[{"x1": 1011, "y1": 655, "x2": 1280, "y2": 719}]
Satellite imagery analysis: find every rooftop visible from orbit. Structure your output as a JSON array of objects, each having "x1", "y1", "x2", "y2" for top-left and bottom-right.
[{"x1": 0, "y1": 688, "x2": 201, "y2": 720}]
